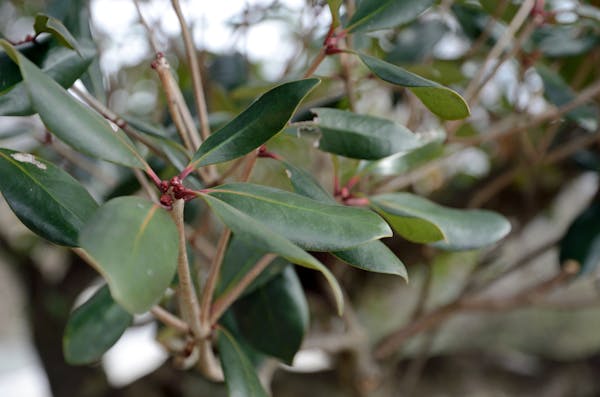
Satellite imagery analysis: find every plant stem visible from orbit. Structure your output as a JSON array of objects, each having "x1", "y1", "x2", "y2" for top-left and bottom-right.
[
  {"x1": 210, "y1": 253, "x2": 277, "y2": 324},
  {"x1": 303, "y1": 47, "x2": 327, "y2": 78},
  {"x1": 171, "y1": 199, "x2": 203, "y2": 337},
  {"x1": 151, "y1": 306, "x2": 190, "y2": 334},
  {"x1": 199, "y1": 229, "x2": 231, "y2": 333},
  {"x1": 170, "y1": 0, "x2": 210, "y2": 144}
]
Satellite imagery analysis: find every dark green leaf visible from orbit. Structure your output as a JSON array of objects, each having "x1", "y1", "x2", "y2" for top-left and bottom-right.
[
  {"x1": 281, "y1": 160, "x2": 335, "y2": 203},
  {"x1": 333, "y1": 241, "x2": 407, "y2": 278},
  {"x1": 0, "y1": 38, "x2": 51, "y2": 92},
  {"x1": 560, "y1": 202, "x2": 600, "y2": 275},
  {"x1": 363, "y1": 139, "x2": 444, "y2": 176},
  {"x1": 346, "y1": 0, "x2": 434, "y2": 33},
  {"x1": 0, "y1": 148, "x2": 98, "y2": 246},
  {"x1": 63, "y1": 285, "x2": 132, "y2": 365},
  {"x1": 34, "y1": 13, "x2": 82, "y2": 54},
  {"x1": 371, "y1": 192, "x2": 511, "y2": 250},
  {"x1": 311, "y1": 108, "x2": 421, "y2": 160},
  {"x1": 216, "y1": 236, "x2": 289, "y2": 298},
  {"x1": 79, "y1": 197, "x2": 178, "y2": 314},
  {"x1": 0, "y1": 41, "x2": 95, "y2": 116},
  {"x1": 0, "y1": 40, "x2": 145, "y2": 169},
  {"x1": 386, "y1": 20, "x2": 448, "y2": 64},
  {"x1": 234, "y1": 266, "x2": 308, "y2": 364},
  {"x1": 207, "y1": 183, "x2": 392, "y2": 251},
  {"x1": 359, "y1": 54, "x2": 470, "y2": 120},
  {"x1": 189, "y1": 79, "x2": 319, "y2": 168},
  {"x1": 218, "y1": 326, "x2": 269, "y2": 397},
  {"x1": 280, "y1": 162, "x2": 406, "y2": 277},
  {"x1": 200, "y1": 194, "x2": 344, "y2": 314}
]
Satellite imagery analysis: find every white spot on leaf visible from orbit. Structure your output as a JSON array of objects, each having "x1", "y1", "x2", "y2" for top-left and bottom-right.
[{"x1": 10, "y1": 153, "x2": 47, "y2": 170}]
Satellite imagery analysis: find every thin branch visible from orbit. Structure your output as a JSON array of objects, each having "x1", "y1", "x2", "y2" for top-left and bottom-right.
[
  {"x1": 171, "y1": 199, "x2": 203, "y2": 337},
  {"x1": 374, "y1": 261, "x2": 579, "y2": 359},
  {"x1": 151, "y1": 305, "x2": 190, "y2": 334},
  {"x1": 170, "y1": 0, "x2": 211, "y2": 143},
  {"x1": 210, "y1": 253, "x2": 277, "y2": 324},
  {"x1": 133, "y1": 168, "x2": 159, "y2": 203},
  {"x1": 133, "y1": 0, "x2": 160, "y2": 54},
  {"x1": 304, "y1": 47, "x2": 327, "y2": 78},
  {"x1": 199, "y1": 228, "x2": 231, "y2": 334},
  {"x1": 467, "y1": 166, "x2": 521, "y2": 208}
]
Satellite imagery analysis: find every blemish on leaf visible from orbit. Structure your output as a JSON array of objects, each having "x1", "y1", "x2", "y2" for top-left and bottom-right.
[{"x1": 10, "y1": 153, "x2": 47, "y2": 170}]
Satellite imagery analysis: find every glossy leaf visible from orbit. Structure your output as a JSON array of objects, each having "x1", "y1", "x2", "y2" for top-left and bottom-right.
[
  {"x1": 0, "y1": 40, "x2": 145, "y2": 169},
  {"x1": 281, "y1": 160, "x2": 334, "y2": 203},
  {"x1": 79, "y1": 197, "x2": 178, "y2": 314},
  {"x1": 206, "y1": 183, "x2": 392, "y2": 251},
  {"x1": 333, "y1": 241, "x2": 407, "y2": 279},
  {"x1": 0, "y1": 38, "x2": 51, "y2": 92},
  {"x1": 311, "y1": 107, "x2": 421, "y2": 160},
  {"x1": 359, "y1": 54, "x2": 470, "y2": 120},
  {"x1": 218, "y1": 326, "x2": 269, "y2": 397},
  {"x1": 234, "y1": 266, "x2": 309, "y2": 364},
  {"x1": 346, "y1": 0, "x2": 434, "y2": 33},
  {"x1": 560, "y1": 202, "x2": 600, "y2": 275},
  {"x1": 0, "y1": 41, "x2": 95, "y2": 116},
  {"x1": 189, "y1": 78, "x2": 319, "y2": 168},
  {"x1": 0, "y1": 149, "x2": 98, "y2": 246},
  {"x1": 363, "y1": 139, "x2": 444, "y2": 176},
  {"x1": 371, "y1": 192, "x2": 511, "y2": 250},
  {"x1": 216, "y1": 236, "x2": 289, "y2": 298},
  {"x1": 63, "y1": 285, "x2": 132, "y2": 365},
  {"x1": 34, "y1": 13, "x2": 81, "y2": 54},
  {"x1": 200, "y1": 194, "x2": 344, "y2": 314},
  {"x1": 280, "y1": 161, "x2": 407, "y2": 278}
]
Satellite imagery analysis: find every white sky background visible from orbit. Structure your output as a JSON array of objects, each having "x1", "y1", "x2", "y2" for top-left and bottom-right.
[{"x1": 91, "y1": 0, "x2": 329, "y2": 79}]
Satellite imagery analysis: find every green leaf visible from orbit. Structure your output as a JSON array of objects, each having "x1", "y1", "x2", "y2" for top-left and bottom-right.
[
  {"x1": 207, "y1": 183, "x2": 392, "y2": 251},
  {"x1": 281, "y1": 160, "x2": 335, "y2": 203},
  {"x1": 311, "y1": 108, "x2": 421, "y2": 160},
  {"x1": 0, "y1": 38, "x2": 51, "y2": 92},
  {"x1": 79, "y1": 197, "x2": 178, "y2": 314},
  {"x1": 560, "y1": 202, "x2": 600, "y2": 275},
  {"x1": 279, "y1": 161, "x2": 406, "y2": 278},
  {"x1": 359, "y1": 54, "x2": 470, "y2": 120},
  {"x1": 346, "y1": 0, "x2": 435, "y2": 33},
  {"x1": 333, "y1": 241, "x2": 407, "y2": 279},
  {"x1": 218, "y1": 326, "x2": 269, "y2": 397},
  {"x1": 216, "y1": 236, "x2": 289, "y2": 298},
  {"x1": 363, "y1": 139, "x2": 444, "y2": 176},
  {"x1": 0, "y1": 149, "x2": 98, "y2": 247},
  {"x1": 0, "y1": 40, "x2": 145, "y2": 169},
  {"x1": 371, "y1": 192, "x2": 511, "y2": 250},
  {"x1": 327, "y1": 0, "x2": 343, "y2": 27},
  {"x1": 63, "y1": 285, "x2": 132, "y2": 365},
  {"x1": 200, "y1": 193, "x2": 344, "y2": 314},
  {"x1": 0, "y1": 41, "x2": 95, "y2": 116},
  {"x1": 234, "y1": 266, "x2": 308, "y2": 364},
  {"x1": 34, "y1": 13, "x2": 82, "y2": 55},
  {"x1": 189, "y1": 78, "x2": 319, "y2": 168}
]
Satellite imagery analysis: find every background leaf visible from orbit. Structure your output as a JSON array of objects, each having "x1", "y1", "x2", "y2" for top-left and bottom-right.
[
  {"x1": 0, "y1": 148, "x2": 98, "y2": 246},
  {"x1": 0, "y1": 41, "x2": 95, "y2": 116},
  {"x1": 0, "y1": 40, "x2": 145, "y2": 169},
  {"x1": 560, "y1": 201, "x2": 600, "y2": 275},
  {"x1": 359, "y1": 54, "x2": 470, "y2": 120},
  {"x1": 79, "y1": 197, "x2": 178, "y2": 314},
  {"x1": 200, "y1": 194, "x2": 344, "y2": 314},
  {"x1": 34, "y1": 13, "x2": 82, "y2": 54},
  {"x1": 189, "y1": 78, "x2": 319, "y2": 168},
  {"x1": 233, "y1": 266, "x2": 309, "y2": 364},
  {"x1": 207, "y1": 183, "x2": 392, "y2": 251},
  {"x1": 218, "y1": 326, "x2": 269, "y2": 397},
  {"x1": 346, "y1": 0, "x2": 435, "y2": 33},
  {"x1": 371, "y1": 192, "x2": 511, "y2": 250},
  {"x1": 63, "y1": 285, "x2": 132, "y2": 365},
  {"x1": 311, "y1": 107, "x2": 421, "y2": 160}
]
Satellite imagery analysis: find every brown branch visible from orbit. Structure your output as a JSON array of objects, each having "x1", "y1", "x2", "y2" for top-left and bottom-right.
[
  {"x1": 210, "y1": 253, "x2": 277, "y2": 324},
  {"x1": 170, "y1": 0, "x2": 211, "y2": 143},
  {"x1": 151, "y1": 305, "x2": 190, "y2": 334}
]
